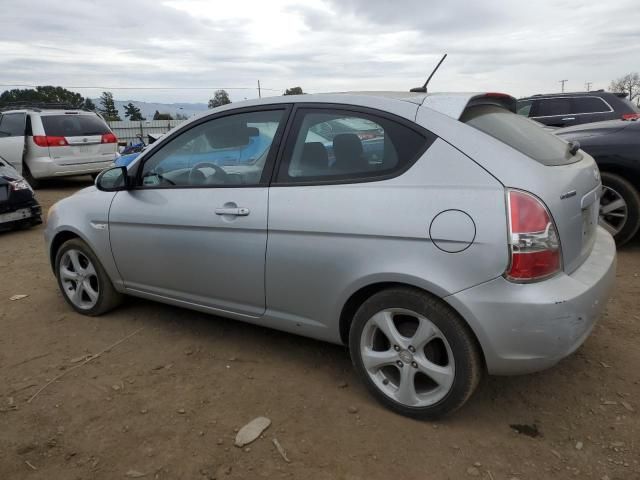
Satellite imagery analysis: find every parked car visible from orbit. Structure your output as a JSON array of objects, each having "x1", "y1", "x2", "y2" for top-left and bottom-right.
[
  {"x1": 0, "y1": 155, "x2": 42, "y2": 230},
  {"x1": 555, "y1": 118, "x2": 640, "y2": 246},
  {"x1": 45, "y1": 92, "x2": 616, "y2": 418},
  {"x1": 517, "y1": 91, "x2": 640, "y2": 128},
  {"x1": 0, "y1": 106, "x2": 118, "y2": 188}
]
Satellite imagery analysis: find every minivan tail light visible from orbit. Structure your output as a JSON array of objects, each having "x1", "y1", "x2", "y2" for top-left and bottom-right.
[
  {"x1": 506, "y1": 189, "x2": 561, "y2": 282},
  {"x1": 101, "y1": 133, "x2": 117, "y2": 144},
  {"x1": 33, "y1": 135, "x2": 68, "y2": 147}
]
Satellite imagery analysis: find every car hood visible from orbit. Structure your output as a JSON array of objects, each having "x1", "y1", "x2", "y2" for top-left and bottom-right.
[
  {"x1": 555, "y1": 119, "x2": 630, "y2": 139},
  {"x1": 0, "y1": 164, "x2": 23, "y2": 182}
]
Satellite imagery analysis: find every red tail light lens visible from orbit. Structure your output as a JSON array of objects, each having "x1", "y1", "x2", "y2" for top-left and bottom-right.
[
  {"x1": 622, "y1": 113, "x2": 640, "y2": 121},
  {"x1": 33, "y1": 135, "x2": 68, "y2": 147},
  {"x1": 506, "y1": 189, "x2": 561, "y2": 281},
  {"x1": 101, "y1": 133, "x2": 117, "y2": 143}
]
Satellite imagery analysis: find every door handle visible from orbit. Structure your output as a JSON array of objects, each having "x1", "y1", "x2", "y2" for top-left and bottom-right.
[
  {"x1": 561, "y1": 117, "x2": 575, "y2": 121},
  {"x1": 215, "y1": 207, "x2": 250, "y2": 216}
]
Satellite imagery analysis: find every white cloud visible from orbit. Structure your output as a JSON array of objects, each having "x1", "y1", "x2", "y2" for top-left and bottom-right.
[{"x1": 1, "y1": 0, "x2": 638, "y2": 103}]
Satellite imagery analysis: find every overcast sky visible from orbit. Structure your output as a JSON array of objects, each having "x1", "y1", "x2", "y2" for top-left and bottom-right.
[{"x1": 1, "y1": 0, "x2": 639, "y2": 104}]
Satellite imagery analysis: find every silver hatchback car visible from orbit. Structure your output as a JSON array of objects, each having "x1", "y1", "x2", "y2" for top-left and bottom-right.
[{"x1": 45, "y1": 92, "x2": 616, "y2": 418}]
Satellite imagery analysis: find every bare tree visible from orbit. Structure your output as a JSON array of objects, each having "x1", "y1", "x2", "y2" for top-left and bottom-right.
[{"x1": 610, "y1": 73, "x2": 640, "y2": 105}]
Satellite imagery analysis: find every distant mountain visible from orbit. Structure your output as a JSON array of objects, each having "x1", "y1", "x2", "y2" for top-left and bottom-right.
[{"x1": 91, "y1": 99, "x2": 208, "y2": 120}]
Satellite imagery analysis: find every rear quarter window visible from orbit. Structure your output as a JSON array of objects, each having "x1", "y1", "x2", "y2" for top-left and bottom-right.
[
  {"x1": 572, "y1": 97, "x2": 612, "y2": 114},
  {"x1": 461, "y1": 105, "x2": 581, "y2": 166},
  {"x1": 41, "y1": 114, "x2": 110, "y2": 137}
]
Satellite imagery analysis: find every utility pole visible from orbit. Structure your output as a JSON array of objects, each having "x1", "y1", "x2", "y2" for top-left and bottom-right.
[
  {"x1": 585, "y1": 82, "x2": 592, "y2": 92},
  {"x1": 559, "y1": 79, "x2": 568, "y2": 93},
  {"x1": 257, "y1": 80, "x2": 261, "y2": 99}
]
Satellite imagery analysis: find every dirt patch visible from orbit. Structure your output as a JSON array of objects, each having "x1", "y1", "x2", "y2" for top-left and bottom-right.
[{"x1": 1, "y1": 177, "x2": 639, "y2": 479}]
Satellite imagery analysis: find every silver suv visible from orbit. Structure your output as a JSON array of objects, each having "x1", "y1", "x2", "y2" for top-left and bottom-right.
[
  {"x1": 45, "y1": 92, "x2": 616, "y2": 418},
  {"x1": 0, "y1": 107, "x2": 118, "y2": 187}
]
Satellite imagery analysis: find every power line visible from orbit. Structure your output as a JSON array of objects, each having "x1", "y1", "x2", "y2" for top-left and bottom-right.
[{"x1": 0, "y1": 83, "x2": 281, "y2": 92}]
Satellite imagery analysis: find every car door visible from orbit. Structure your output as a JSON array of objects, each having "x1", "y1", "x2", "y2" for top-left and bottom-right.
[
  {"x1": 108, "y1": 106, "x2": 290, "y2": 317},
  {"x1": 0, "y1": 112, "x2": 27, "y2": 174}
]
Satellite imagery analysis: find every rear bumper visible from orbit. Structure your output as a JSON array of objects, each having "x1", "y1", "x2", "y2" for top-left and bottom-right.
[
  {"x1": 28, "y1": 157, "x2": 114, "y2": 179},
  {"x1": 445, "y1": 226, "x2": 616, "y2": 375}
]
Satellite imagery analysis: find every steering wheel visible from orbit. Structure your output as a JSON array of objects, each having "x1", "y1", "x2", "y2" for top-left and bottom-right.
[{"x1": 188, "y1": 162, "x2": 229, "y2": 185}]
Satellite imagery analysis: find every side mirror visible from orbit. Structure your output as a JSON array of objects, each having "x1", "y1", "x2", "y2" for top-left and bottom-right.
[{"x1": 95, "y1": 166, "x2": 130, "y2": 191}]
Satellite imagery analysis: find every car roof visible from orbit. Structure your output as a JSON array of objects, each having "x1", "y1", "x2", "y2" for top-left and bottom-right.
[
  {"x1": 0, "y1": 109, "x2": 99, "y2": 115},
  {"x1": 521, "y1": 91, "x2": 622, "y2": 99},
  {"x1": 201, "y1": 91, "x2": 500, "y2": 120}
]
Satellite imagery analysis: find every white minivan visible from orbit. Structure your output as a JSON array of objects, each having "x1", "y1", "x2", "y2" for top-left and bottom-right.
[{"x1": 0, "y1": 108, "x2": 118, "y2": 187}]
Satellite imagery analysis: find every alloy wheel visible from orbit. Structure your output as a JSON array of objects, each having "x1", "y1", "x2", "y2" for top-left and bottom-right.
[
  {"x1": 59, "y1": 249, "x2": 100, "y2": 310},
  {"x1": 599, "y1": 185, "x2": 628, "y2": 236},
  {"x1": 359, "y1": 308, "x2": 455, "y2": 407}
]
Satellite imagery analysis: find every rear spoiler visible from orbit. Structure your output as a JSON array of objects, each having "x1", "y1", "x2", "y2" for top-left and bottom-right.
[
  {"x1": 421, "y1": 92, "x2": 517, "y2": 120},
  {"x1": 465, "y1": 93, "x2": 517, "y2": 113}
]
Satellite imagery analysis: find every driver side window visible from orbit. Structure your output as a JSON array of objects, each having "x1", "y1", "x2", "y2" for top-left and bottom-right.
[{"x1": 139, "y1": 109, "x2": 284, "y2": 187}]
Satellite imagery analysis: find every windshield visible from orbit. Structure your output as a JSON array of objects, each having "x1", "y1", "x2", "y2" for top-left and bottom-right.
[{"x1": 461, "y1": 105, "x2": 581, "y2": 166}]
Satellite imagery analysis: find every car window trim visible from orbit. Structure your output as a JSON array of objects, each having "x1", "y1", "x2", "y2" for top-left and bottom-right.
[
  {"x1": 271, "y1": 103, "x2": 436, "y2": 187},
  {"x1": 131, "y1": 104, "x2": 293, "y2": 190},
  {"x1": 529, "y1": 95, "x2": 614, "y2": 118}
]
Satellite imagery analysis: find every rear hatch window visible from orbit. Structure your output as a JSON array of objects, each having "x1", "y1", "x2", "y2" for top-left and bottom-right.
[
  {"x1": 41, "y1": 114, "x2": 110, "y2": 137},
  {"x1": 461, "y1": 105, "x2": 581, "y2": 166}
]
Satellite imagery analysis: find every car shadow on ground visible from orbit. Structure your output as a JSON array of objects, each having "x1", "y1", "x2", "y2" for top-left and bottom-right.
[{"x1": 105, "y1": 293, "x2": 591, "y2": 425}]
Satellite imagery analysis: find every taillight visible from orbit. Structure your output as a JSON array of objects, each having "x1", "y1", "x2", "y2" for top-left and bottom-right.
[
  {"x1": 622, "y1": 113, "x2": 640, "y2": 121},
  {"x1": 33, "y1": 135, "x2": 68, "y2": 147},
  {"x1": 506, "y1": 189, "x2": 561, "y2": 282},
  {"x1": 101, "y1": 133, "x2": 117, "y2": 143}
]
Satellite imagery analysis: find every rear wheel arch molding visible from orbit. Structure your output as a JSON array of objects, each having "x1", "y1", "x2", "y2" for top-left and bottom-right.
[{"x1": 338, "y1": 280, "x2": 486, "y2": 371}]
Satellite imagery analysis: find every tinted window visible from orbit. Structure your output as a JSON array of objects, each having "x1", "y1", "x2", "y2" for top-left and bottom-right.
[
  {"x1": 534, "y1": 98, "x2": 571, "y2": 116},
  {"x1": 572, "y1": 97, "x2": 611, "y2": 114},
  {"x1": 281, "y1": 109, "x2": 430, "y2": 182},
  {"x1": 516, "y1": 100, "x2": 532, "y2": 116},
  {"x1": 461, "y1": 105, "x2": 581, "y2": 166},
  {"x1": 0, "y1": 113, "x2": 26, "y2": 137},
  {"x1": 41, "y1": 114, "x2": 110, "y2": 136},
  {"x1": 140, "y1": 109, "x2": 284, "y2": 187}
]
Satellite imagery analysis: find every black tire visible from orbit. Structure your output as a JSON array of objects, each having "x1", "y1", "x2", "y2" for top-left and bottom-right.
[
  {"x1": 600, "y1": 172, "x2": 640, "y2": 247},
  {"x1": 349, "y1": 287, "x2": 483, "y2": 419},
  {"x1": 22, "y1": 164, "x2": 42, "y2": 190},
  {"x1": 55, "y1": 238, "x2": 123, "y2": 316}
]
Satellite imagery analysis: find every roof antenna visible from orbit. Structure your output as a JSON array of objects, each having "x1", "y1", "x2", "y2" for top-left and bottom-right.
[{"x1": 410, "y1": 53, "x2": 447, "y2": 93}]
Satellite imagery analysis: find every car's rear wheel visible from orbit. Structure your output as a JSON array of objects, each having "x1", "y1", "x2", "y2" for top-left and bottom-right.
[
  {"x1": 599, "y1": 172, "x2": 640, "y2": 247},
  {"x1": 349, "y1": 287, "x2": 483, "y2": 419},
  {"x1": 55, "y1": 238, "x2": 123, "y2": 316}
]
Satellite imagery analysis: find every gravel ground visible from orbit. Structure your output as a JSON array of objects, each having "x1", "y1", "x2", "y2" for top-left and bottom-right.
[{"x1": 1, "y1": 177, "x2": 638, "y2": 480}]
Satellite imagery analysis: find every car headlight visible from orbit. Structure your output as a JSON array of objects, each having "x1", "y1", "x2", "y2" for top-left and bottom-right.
[{"x1": 10, "y1": 179, "x2": 32, "y2": 191}]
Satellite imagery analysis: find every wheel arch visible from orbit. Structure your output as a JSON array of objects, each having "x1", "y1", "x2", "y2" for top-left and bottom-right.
[
  {"x1": 596, "y1": 161, "x2": 640, "y2": 192},
  {"x1": 48, "y1": 228, "x2": 101, "y2": 273},
  {"x1": 338, "y1": 281, "x2": 486, "y2": 372}
]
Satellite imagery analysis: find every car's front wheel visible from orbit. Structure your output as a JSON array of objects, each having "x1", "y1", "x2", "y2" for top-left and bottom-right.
[
  {"x1": 55, "y1": 238, "x2": 123, "y2": 316},
  {"x1": 349, "y1": 287, "x2": 483, "y2": 419}
]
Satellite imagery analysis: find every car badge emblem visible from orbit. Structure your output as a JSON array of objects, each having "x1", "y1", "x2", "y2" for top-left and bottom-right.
[
  {"x1": 593, "y1": 168, "x2": 600, "y2": 182},
  {"x1": 83, "y1": 138, "x2": 88, "y2": 143}
]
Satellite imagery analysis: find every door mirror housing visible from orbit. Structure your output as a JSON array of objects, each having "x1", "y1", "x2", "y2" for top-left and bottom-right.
[{"x1": 95, "y1": 166, "x2": 130, "y2": 191}]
